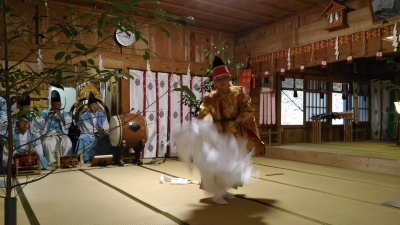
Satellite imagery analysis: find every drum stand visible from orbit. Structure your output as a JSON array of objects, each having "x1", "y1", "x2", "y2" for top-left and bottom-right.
[{"x1": 114, "y1": 146, "x2": 143, "y2": 166}]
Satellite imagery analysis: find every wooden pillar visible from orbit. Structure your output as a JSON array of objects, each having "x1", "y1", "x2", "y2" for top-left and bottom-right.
[
  {"x1": 312, "y1": 118, "x2": 322, "y2": 143},
  {"x1": 343, "y1": 118, "x2": 353, "y2": 142}
]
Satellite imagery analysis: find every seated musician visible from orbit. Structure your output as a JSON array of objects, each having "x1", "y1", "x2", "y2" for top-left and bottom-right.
[
  {"x1": 17, "y1": 95, "x2": 43, "y2": 137},
  {"x1": 76, "y1": 92, "x2": 109, "y2": 163},
  {"x1": 2, "y1": 116, "x2": 48, "y2": 169},
  {"x1": 39, "y1": 90, "x2": 73, "y2": 164}
]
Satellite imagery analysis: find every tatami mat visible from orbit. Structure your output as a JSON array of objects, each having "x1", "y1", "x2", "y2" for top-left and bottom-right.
[{"x1": 0, "y1": 157, "x2": 399, "y2": 225}]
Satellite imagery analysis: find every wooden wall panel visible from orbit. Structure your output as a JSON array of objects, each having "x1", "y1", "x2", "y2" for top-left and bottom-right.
[{"x1": 235, "y1": 7, "x2": 380, "y2": 61}]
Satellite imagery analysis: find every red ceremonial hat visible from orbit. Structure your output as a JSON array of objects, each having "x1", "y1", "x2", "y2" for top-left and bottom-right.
[{"x1": 212, "y1": 56, "x2": 230, "y2": 79}]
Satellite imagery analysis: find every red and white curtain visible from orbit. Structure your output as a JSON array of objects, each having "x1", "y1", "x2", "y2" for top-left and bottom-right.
[
  {"x1": 157, "y1": 72, "x2": 169, "y2": 158},
  {"x1": 129, "y1": 69, "x2": 144, "y2": 114},
  {"x1": 259, "y1": 92, "x2": 276, "y2": 125},
  {"x1": 169, "y1": 74, "x2": 183, "y2": 156},
  {"x1": 182, "y1": 74, "x2": 191, "y2": 125},
  {"x1": 129, "y1": 69, "x2": 208, "y2": 158}
]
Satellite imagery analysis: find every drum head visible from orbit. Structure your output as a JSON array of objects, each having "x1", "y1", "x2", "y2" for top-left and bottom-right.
[{"x1": 109, "y1": 115, "x2": 122, "y2": 147}]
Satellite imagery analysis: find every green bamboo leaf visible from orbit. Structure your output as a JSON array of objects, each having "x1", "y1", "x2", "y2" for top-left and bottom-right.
[
  {"x1": 74, "y1": 43, "x2": 88, "y2": 51},
  {"x1": 55, "y1": 70, "x2": 63, "y2": 83},
  {"x1": 80, "y1": 61, "x2": 87, "y2": 68},
  {"x1": 65, "y1": 54, "x2": 72, "y2": 62},
  {"x1": 87, "y1": 59, "x2": 94, "y2": 65},
  {"x1": 143, "y1": 51, "x2": 150, "y2": 60},
  {"x1": 54, "y1": 52, "x2": 65, "y2": 61},
  {"x1": 86, "y1": 47, "x2": 97, "y2": 55},
  {"x1": 158, "y1": 25, "x2": 170, "y2": 37},
  {"x1": 71, "y1": 50, "x2": 83, "y2": 55},
  {"x1": 174, "y1": 85, "x2": 196, "y2": 101}
]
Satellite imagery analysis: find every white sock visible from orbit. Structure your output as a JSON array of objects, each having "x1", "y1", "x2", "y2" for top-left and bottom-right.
[
  {"x1": 213, "y1": 190, "x2": 228, "y2": 205},
  {"x1": 223, "y1": 190, "x2": 235, "y2": 200}
]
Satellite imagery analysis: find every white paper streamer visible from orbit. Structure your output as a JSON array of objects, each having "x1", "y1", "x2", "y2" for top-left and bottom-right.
[
  {"x1": 146, "y1": 60, "x2": 151, "y2": 73},
  {"x1": 287, "y1": 48, "x2": 291, "y2": 70},
  {"x1": 335, "y1": 36, "x2": 339, "y2": 60},
  {"x1": 37, "y1": 49, "x2": 43, "y2": 70},
  {"x1": 393, "y1": 23, "x2": 398, "y2": 51},
  {"x1": 98, "y1": 54, "x2": 104, "y2": 70}
]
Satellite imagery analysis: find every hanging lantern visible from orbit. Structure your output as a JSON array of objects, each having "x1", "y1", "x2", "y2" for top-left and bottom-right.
[
  {"x1": 263, "y1": 71, "x2": 269, "y2": 84},
  {"x1": 363, "y1": 92, "x2": 367, "y2": 101},
  {"x1": 280, "y1": 68, "x2": 285, "y2": 81},
  {"x1": 321, "y1": 60, "x2": 327, "y2": 76},
  {"x1": 300, "y1": 65, "x2": 305, "y2": 79},
  {"x1": 320, "y1": 88, "x2": 324, "y2": 99},
  {"x1": 346, "y1": 55, "x2": 354, "y2": 74},
  {"x1": 376, "y1": 51, "x2": 383, "y2": 68},
  {"x1": 342, "y1": 91, "x2": 346, "y2": 100}
]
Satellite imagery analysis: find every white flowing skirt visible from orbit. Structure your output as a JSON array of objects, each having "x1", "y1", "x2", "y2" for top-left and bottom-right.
[{"x1": 171, "y1": 120, "x2": 257, "y2": 193}]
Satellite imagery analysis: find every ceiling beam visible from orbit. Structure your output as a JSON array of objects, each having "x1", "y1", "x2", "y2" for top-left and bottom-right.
[
  {"x1": 158, "y1": 2, "x2": 262, "y2": 26},
  {"x1": 246, "y1": 0, "x2": 296, "y2": 14},
  {"x1": 287, "y1": 0, "x2": 315, "y2": 8},
  {"x1": 189, "y1": 0, "x2": 277, "y2": 21}
]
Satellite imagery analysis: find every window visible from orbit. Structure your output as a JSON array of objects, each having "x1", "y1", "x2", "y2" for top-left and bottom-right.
[
  {"x1": 281, "y1": 78, "x2": 304, "y2": 125},
  {"x1": 354, "y1": 84, "x2": 369, "y2": 122},
  {"x1": 305, "y1": 80, "x2": 327, "y2": 122},
  {"x1": 331, "y1": 82, "x2": 369, "y2": 124},
  {"x1": 332, "y1": 82, "x2": 352, "y2": 125}
]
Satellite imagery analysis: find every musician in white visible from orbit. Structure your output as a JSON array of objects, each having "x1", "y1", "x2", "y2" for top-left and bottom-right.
[
  {"x1": 76, "y1": 92, "x2": 109, "y2": 162},
  {"x1": 2, "y1": 116, "x2": 48, "y2": 169},
  {"x1": 17, "y1": 95, "x2": 44, "y2": 137},
  {"x1": 39, "y1": 90, "x2": 73, "y2": 164}
]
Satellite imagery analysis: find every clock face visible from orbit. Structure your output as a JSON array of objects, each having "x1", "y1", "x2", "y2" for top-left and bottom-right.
[{"x1": 115, "y1": 28, "x2": 135, "y2": 47}]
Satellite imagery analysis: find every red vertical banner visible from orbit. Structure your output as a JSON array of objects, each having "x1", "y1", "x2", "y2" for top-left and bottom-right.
[{"x1": 240, "y1": 69, "x2": 252, "y2": 95}]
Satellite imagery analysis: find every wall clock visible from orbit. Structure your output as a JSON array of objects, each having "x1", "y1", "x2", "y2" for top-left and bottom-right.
[{"x1": 115, "y1": 28, "x2": 135, "y2": 47}]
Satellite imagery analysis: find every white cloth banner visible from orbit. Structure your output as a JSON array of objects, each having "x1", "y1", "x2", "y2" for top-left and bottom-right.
[
  {"x1": 182, "y1": 74, "x2": 191, "y2": 125},
  {"x1": 381, "y1": 81, "x2": 390, "y2": 140},
  {"x1": 157, "y1": 72, "x2": 169, "y2": 157},
  {"x1": 371, "y1": 81, "x2": 380, "y2": 140},
  {"x1": 192, "y1": 76, "x2": 203, "y2": 101},
  {"x1": 143, "y1": 71, "x2": 157, "y2": 158},
  {"x1": 129, "y1": 69, "x2": 144, "y2": 114},
  {"x1": 370, "y1": 81, "x2": 390, "y2": 140},
  {"x1": 169, "y1": 74, "x2": 182, "y2": 156}
]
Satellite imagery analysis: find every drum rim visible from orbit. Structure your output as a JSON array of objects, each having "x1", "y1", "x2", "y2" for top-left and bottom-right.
[{"x1": 109, "y1": 115, "x2": 123, "y2": 147}]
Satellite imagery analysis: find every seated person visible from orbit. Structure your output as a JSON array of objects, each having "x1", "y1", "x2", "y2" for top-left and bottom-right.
[
  {"x1": 76, "y1": 92, "x2": 109, "y2": 162},
  {"x1": 2, "y1": 116, "x2": 48, "y2": 169},
  {"x1": 17, "y1": 95, "x2": 43, "y2": 136},
  {"x1": 39, "y1": 90, "x2": 73, "y2": 164},
  {"x1": 0, "y1": 97, "x2": 17, "y2": 172}
]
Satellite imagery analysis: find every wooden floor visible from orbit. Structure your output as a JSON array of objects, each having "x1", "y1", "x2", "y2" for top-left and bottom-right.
[{"x1": 266, "y1": 140, "x2": 400, "y2": 176}]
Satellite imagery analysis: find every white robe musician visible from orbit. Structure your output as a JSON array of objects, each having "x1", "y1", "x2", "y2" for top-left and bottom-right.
[
  {"x1": 76, "y1": 92, "x2": 109, "y2": 162},
  {"x1": 39, "y1": 90, "x2": 73, "y2": 164}
]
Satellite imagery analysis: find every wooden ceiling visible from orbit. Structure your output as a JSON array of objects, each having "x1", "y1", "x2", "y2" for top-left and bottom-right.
[{"x1": 138, "y1": 0, "x2": 344, "y2": 35}]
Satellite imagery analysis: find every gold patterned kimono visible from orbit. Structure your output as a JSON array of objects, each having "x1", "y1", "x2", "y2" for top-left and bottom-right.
[{"x1": 197, "y1": 86, "x2": 260, "y2": 151}]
